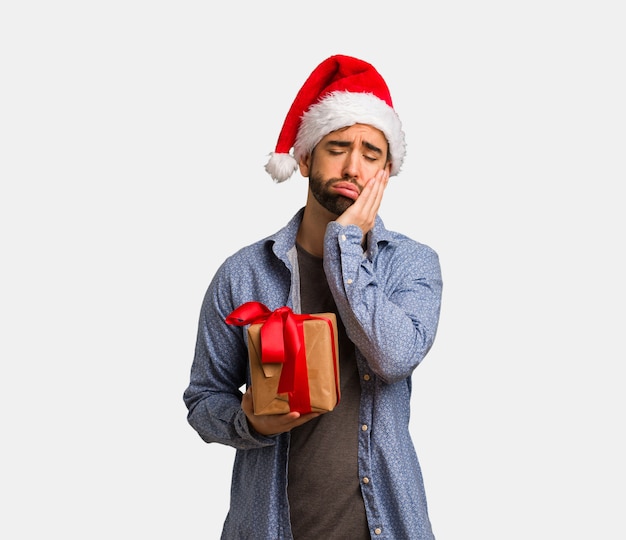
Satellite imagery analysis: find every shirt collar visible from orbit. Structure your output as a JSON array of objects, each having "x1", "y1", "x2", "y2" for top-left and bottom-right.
[{"x1": 268, "y1": 207, "x2": 394, "y2": 262}]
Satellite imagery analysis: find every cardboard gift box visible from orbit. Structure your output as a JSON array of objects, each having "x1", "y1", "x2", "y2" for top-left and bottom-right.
[{"x1": 226, "y1": 302, "x2": 341, "y2": 415}]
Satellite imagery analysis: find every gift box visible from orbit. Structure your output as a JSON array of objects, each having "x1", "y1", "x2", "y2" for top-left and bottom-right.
[{"x1": 226, "y1": 302, "x2": 341, "y2": 415}]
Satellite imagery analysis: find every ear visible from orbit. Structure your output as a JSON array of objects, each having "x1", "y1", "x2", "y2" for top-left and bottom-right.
[{"x1": 298, "y1": 154, "x2": 311, "y2": 177}]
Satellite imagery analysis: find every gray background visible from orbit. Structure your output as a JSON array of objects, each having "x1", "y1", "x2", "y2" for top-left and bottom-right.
[{"x1": 2, "y1": 1, "x2": 624, "y2": 538}]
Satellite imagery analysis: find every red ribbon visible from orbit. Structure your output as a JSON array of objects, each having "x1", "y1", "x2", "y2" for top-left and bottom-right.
[{"x1": 225, "y1": 301, "x2": 338, "y2": 414}]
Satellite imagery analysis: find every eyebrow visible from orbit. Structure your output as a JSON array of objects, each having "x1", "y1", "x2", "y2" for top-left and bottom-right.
[{"x1": 324, "y1": 139, "x2": 384, "y2": 156}]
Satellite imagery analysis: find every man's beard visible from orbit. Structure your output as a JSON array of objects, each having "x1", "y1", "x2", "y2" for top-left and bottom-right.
[{"x1": 309, "y1": 172, "x2": 357, "y2": 216}]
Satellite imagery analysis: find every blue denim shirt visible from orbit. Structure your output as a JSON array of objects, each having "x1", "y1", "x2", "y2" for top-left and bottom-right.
[{"x1": 184, "y1": 208, "x2": 442, "y2": 539}]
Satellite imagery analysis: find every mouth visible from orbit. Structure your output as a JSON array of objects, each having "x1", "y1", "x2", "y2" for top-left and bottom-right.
[{"x1": 330, "y1": 181, "x2": 360, "y2": 201}]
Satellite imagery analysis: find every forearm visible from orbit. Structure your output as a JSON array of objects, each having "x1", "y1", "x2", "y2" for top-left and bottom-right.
[
  {"x1": 185, "y1": 386, "x2": 276, "y2": 450},
  {"x1": 183, "y1": 289, "x2": 278, "y2": 450},
  {"x1": 323, "y1": 222, "x2": 443, "y2": 383}
]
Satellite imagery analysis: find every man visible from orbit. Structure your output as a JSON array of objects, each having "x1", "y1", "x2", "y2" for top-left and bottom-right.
[{"x1": 183, "y1": 54, "x2": 443, "y2": 539}]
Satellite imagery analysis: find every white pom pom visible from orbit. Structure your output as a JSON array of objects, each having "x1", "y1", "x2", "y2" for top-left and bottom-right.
[{"x1": 264, "y1": 152, "x2": 298, "y2": 183}]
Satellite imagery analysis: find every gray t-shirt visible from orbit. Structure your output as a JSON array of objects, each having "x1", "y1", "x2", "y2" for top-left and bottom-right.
[{"x1": 287, "y1": 244, "x2": 369, "y2": 539}]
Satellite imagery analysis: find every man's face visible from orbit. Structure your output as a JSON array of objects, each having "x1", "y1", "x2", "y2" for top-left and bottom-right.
[{"x1": 299, "y1": 124, "x2": 391, "y2": 216}]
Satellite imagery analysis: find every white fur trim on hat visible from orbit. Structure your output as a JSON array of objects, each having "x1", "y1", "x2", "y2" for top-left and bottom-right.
[{"x1": 294, "y1": 91, "x2": 406, "y2": 177}]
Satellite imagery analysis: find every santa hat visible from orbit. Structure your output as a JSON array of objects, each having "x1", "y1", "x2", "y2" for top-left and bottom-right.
[{"x1": 265, "y1": 55, "x2": 406, "y2": 183}]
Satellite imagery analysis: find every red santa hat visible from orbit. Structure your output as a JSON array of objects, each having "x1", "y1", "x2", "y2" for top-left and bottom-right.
[{"x1": 265, "y1": 54, "x2": 406, "y2": 183}]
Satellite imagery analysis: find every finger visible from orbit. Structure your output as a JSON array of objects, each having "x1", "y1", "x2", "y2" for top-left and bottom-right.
[
  {"x1": 357, "y1": 171, "x2": 386, "y2": 217},
  {"x1": 369, "y1": 170, "x2": 388, "y2": 211}
]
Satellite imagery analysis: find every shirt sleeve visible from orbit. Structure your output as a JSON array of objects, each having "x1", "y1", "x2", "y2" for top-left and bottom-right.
[
  {"x1": 322, "y1": 221, "x2": 443, "y2": 384},
  {"x1": 182, "y1": 263, "x2": 277, "y2": 450}
]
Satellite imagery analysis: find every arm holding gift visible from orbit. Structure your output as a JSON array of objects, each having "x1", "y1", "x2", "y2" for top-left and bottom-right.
[
  {"x1": 183, "y1": 259, "x2": 285, "y2": 449},
  {"x1": 184, "y1": 257, "x2": 329, "y2": 447}
]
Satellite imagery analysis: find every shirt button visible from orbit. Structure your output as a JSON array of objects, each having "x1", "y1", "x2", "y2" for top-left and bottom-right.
[
  {"x1": 363, "y1": 374, "x2": 370, "y2": 381},
  {"x1": 374, "y1": 528, "x2": 382, "y2": 535},
  {"x1": 361, "y1": 424, "x2": 368, "y2": 431},
  {"x1": 362, "y1": 477, "x2": 369, "y2": 484},
  {"x1": 341, "y1": 234, "x2": 346, "y2": 241},
  {"x1": 346, "y1": 278, "x2": 353, "y2": 284}
]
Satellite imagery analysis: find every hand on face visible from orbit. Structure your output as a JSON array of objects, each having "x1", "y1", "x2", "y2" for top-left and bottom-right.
[{"x1": 335, "y1": 168, "x2": 389, "y2": 234}]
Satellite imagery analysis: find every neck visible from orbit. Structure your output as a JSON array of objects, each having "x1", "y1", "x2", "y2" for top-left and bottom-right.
[{"x1": 296, "y1": 191, "x2": 336, "y2": 258}]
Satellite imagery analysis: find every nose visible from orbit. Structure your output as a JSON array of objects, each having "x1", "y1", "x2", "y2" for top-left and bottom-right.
[{"x1": 342, "y1": 150, "x2": 361, "y2": 181}]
